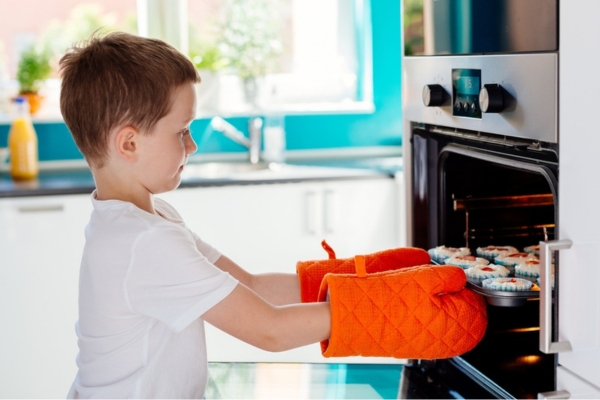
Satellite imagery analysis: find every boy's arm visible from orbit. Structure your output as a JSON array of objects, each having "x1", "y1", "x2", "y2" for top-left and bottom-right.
[
  {"x1": 214, "y1": 255, "x2": 301, "y2": 306},
  {"x1": 205, "y1": 262, "x2": 487, "y2": 359},
  {"x1": 202, "y1": 283, "x2": 330, "y2": 352}
]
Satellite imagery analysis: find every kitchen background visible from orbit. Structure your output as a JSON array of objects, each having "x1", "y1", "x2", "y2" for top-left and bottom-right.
[
  {"x1": 0, "y1": 0, "x2": 402, "y2": 162},
  {"x1": 0, "y1": 2, "x2": 407, "y2": 398},
  {"x1": 3, "y1": 1, "x2": 599, "y2": 398}
]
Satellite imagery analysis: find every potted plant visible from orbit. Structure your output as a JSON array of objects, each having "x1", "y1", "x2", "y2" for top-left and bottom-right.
[
  {"x1": 217, "y1": 0, "x2": 283, "y2": 106},
  {"x1": 189, "y1": 41, "x2": 225, "y2": 113},
  {"x1": 16, "y1": 45, "x2": 52, "y2": 115}
]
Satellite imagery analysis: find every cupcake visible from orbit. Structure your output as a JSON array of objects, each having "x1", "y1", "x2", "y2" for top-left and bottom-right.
[
  {"x1": 536, "y1": 275, "x2": 555, "y2": 288},
  {"x1": 495, "y1": 252, "x2": 538, "y2": 267},
  {"x1": 444, "y1": 255, "x2": 489, "y2": 269},
  {"x1": 428, "y1": 246, "x2": 470, "y2": 264},
  {"x1": 482, "y1": 277, "x2": 533, "y2": 291},
  {"x1": 464, "y1": 264, "x2": 510, "y2": 282},
  {"x1": 515, "y1": 259, "x2": 541, "y2": 278},
  {"x1": 524, "y1": 244, "x2": 540, "y2": 256},
  {"x1": 476, "y1": 245, "x2": 519, "y2": 262}
]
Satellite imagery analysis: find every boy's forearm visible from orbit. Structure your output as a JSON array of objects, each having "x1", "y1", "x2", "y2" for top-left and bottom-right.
[
  {"x1": 214, "y1": 255, "x2": 301, "y2": 305},
  {"x1": 203, "y1": 283, "x2": 330, "y2": 352},
  {"x1": 249, "y1": 273, "x2": 301, "y2": 305},
  {"x1": 268, "y1": 301, "x2": 331, "y2": 351}
]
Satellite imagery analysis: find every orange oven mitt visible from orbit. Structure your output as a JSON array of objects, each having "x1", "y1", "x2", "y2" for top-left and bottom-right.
[
  {"x1": 318, "y1": 257, "x2": 488, "y2": 360},
  {"x1": 296, "y1": 241, "x2": 431, "y2": 303}
]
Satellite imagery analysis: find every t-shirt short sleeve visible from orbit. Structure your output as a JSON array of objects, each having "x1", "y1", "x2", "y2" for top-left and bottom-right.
[
  {"x1": 154, "y1": 197, "x2": 222, "y2": 264},
  {"x1": 125, "y1": 223, "x2": 238, "y2": 333},
  {"x1": 191, "y1": 231, "x2": 221, "y2": 264}
]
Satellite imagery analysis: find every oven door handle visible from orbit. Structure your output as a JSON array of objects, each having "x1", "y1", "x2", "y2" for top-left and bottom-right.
[{"x1": 539, "y1": 240, "x2": 573, "y2": 354}]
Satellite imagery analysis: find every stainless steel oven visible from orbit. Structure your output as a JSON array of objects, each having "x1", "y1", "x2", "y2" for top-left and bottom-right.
[{"x1": 400, "y1": 0, "x2": 600, "y2": 398}]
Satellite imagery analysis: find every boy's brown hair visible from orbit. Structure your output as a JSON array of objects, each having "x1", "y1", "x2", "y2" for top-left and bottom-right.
[{"x1": 59, "y1": 32, "x2": 200, "y2": 168}]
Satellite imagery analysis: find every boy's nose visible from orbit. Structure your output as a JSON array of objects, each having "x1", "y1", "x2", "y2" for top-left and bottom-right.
[{"x1": 186, "y1": 134, "x2": 198, "y2": 155}]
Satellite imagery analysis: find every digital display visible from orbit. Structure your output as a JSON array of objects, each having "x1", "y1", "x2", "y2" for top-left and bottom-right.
[
  {"x1": 452, "y1": 69, "x2": 482, "y2": 119},
  {"x1": 456, "y1": 76, "x2": 480, "y2": 96}
]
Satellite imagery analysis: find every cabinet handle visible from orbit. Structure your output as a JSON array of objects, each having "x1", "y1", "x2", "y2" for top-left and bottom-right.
[
  {"x1": 305, "y1": 191, "x2": 319, "y2": 235},
  {"x1": 539, "y1": 240, "x2": 573, "y2": 354},
  {"x1": 324, "y1": 190, "x2": 339, "y2": 234},
  {"x1": 17, "y1": 204, "x2": 65, "y2": 213}
]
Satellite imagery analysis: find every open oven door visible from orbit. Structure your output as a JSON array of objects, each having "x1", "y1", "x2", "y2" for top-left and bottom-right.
[{"x1": 541, "y1": 1, "x2": 600, "y2": 398}]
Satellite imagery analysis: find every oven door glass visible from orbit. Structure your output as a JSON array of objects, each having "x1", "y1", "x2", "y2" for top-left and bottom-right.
[{"x1": 404, "y1": 0, "x2": 557, "y2": 56}]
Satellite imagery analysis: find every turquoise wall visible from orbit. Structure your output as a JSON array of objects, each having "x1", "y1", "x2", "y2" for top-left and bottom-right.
[{"x1": 0, "y1": 0, "x2": 401, "y2": 161}]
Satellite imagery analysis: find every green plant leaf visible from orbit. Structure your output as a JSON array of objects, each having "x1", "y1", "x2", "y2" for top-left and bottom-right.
[{"x1": 16, "y1": 45, "x2": 52, "y2": 93}]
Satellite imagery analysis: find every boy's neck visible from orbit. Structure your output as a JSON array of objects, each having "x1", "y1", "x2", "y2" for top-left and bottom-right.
[{"x1": 92, "y1": 169, "x2": 156, "y2": 215}]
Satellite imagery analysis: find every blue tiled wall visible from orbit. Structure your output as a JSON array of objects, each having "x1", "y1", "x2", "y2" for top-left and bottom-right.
[{"x1": 0, "y1": 0, "x2": 401, "y2": 161}]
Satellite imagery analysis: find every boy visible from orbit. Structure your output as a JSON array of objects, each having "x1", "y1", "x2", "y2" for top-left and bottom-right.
[
  {"x1": 61, "y1": 32, "x2": 486, "y2": 398},
  {"x1": 61, "y1": 32, "x2": 332, "y2": 398}
]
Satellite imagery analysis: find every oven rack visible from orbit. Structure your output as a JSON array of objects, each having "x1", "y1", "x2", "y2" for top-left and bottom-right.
[
  {"x1": 466, "y1": 224, "x2": 554, "y2": 240},
  {"x1": 453, "y1": 193, "x2": 554, "y2": 247},
  {"x1": 453, "y1": 193, "x2": 554, "y2": 211}
]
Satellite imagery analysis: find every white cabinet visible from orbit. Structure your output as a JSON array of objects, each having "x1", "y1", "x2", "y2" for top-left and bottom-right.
[
  {"x1": 160, "y1": 176, "x2": 403, "y2": 363},
  {"x1": 0, "y1": 174, "x2": 403, "y2": 398},
  {"x1": 555, "y1": 1, "x2": 600, "y2": 392},
  {"x1": 556, "y1": 366, "x2": 600, "y2": 399},
  {"x1": 0, "y1": 194, "x2": 92, "y2": 398}
]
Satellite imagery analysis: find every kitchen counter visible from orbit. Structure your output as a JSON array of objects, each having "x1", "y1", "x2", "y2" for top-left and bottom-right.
[{"x1": 0, "y1": 156, "x2": 403, "y2": 198}]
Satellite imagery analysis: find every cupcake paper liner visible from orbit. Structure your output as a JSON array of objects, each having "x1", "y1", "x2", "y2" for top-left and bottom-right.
[
  {"x1": 524, "y1": 245, "x2": 540, "y2": 256},
  {"x1": 444, "y1": 256, "x2": 489, "y2": 270},
  {"x1": 428, "y1": 246, "x2": 470, "y2": 264},
  {"x1": 427, "y1": 249, "x2": 448, "y2": 264},
  {"x1": 475, "y1": 246, "x2": 519, "y2": 262},
  {"x1": 514, "y1": 268, "x2": 540, "y2": 278},
  {"x1": 464, "y1": 264, "x2": 510, "y2": 282},
  {"x1": 482, "y1": 277, "x2": 533, "y2": 292}
]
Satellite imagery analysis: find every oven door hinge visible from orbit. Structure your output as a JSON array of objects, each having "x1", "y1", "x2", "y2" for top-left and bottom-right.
[{"x1": 537, "y1": 390, "x2": 571, "y2": 399}]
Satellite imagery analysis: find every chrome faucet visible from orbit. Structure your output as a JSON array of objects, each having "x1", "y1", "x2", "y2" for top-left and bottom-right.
[{"x1": 210, "y1": 116, "x2": 263, "y2": 164}]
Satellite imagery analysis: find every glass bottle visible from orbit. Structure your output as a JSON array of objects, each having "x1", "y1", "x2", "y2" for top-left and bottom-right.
[{"x1": 8, "y1": 96, "x2": 39, "y2": 180}]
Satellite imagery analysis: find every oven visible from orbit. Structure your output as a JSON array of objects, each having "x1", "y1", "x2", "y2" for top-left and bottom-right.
[
  {"x1": 401, "y1": 113, "x2": 559, "y2": 399},
  {"x1": 399, "y1": 0, "x2": 600, "y2": 398}
]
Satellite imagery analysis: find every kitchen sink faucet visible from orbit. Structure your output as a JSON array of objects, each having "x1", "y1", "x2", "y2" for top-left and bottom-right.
[{"x1": 210, "y1": 116, "x2": 263, "y2": 164}]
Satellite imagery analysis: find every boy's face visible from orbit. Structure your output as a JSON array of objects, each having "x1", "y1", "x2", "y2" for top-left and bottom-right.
[{"x1": 136, "y1": 83, "x2": 197, "y2": 195}]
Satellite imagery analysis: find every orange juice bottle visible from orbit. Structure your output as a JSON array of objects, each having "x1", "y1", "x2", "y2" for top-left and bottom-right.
[{"x1": 8, "y1": 97, "x2": 38, "y2": 180}]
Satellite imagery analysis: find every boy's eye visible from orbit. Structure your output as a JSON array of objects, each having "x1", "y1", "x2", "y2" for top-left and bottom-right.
[{"x1": 180, "y1": 128, "x2": 190, "y2": 136}]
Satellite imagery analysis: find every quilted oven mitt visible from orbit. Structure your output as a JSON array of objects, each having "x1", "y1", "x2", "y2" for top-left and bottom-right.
[
  {"x1": 296, "y1": 241, "x2": 431, "y2": 303},
  {"x1": 318, "y1": 256, "x2": 488, "y2": 360}
]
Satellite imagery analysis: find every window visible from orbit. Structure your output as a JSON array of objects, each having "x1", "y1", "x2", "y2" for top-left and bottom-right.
[
  {"x1": 0, "y1": 0, "x2": 373, "y2": 120},
  {"x1": 0, "y1": 0, "x2": 137, "y2": 120},
  {"x1": 143, "y1": 0, "x2": 374, "y2": 116}
]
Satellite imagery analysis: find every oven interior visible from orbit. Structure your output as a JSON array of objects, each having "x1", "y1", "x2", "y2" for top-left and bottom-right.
[
  {"x1": 406, "y1": 126, "x2": 559, "y2": 399},
  {"x1": 440, "y1": 155, "x2": 555, "y2": 251}
]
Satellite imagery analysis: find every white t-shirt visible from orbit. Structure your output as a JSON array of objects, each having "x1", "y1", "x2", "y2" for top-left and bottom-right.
[{"x1": 68, "y1": 192, "x2": 238, "y2": 399}]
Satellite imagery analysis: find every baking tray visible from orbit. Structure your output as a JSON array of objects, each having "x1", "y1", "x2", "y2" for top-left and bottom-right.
[
  {"x1": 466, "y1": 279, "x2": 540, "y2": 307},
  {"x1": 430, "y1": 259, "x2": 542, "y2": 306}
]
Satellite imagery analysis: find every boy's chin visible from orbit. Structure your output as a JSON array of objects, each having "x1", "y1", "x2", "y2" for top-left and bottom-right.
[{"x1": 150, "y1": 179, "x2": 182, "y2": 195}]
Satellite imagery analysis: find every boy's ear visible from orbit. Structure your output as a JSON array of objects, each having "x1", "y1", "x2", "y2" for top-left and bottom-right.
[{"x1": 114, "y1": 126, "x2": 140, "y2": 162}]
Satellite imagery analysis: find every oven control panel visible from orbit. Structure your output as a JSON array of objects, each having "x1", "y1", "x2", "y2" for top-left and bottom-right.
[
  {"x1": 404, "y1": 54, "x2": 558, "y2": 143},
  {"x1": 452, "y1": 69, "x2": 481, "y2": 118}
]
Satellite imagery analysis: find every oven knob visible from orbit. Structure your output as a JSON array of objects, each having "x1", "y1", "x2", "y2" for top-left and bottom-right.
[
  {"x1": 422, "y1": 84, "x2": 447, "y2": 107},
  {"x1": 479, "y1": 84, "x2": 506, "y2": 113}
]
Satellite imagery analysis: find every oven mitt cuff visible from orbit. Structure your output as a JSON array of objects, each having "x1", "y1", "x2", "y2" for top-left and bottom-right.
[
  {"x1": 318, "y1": 261, "x2": 488, "y2": 359},
  {"x1": 296, "y1": 240, "x2": 431, "y2": 303}
]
